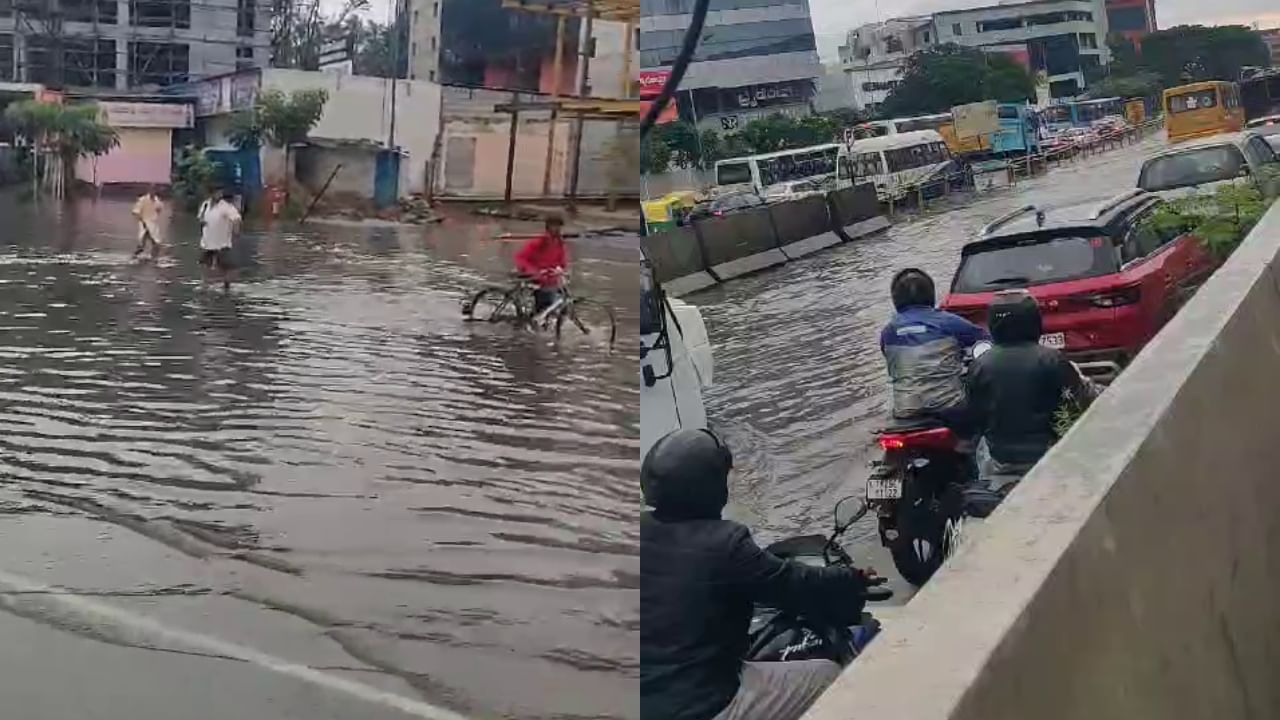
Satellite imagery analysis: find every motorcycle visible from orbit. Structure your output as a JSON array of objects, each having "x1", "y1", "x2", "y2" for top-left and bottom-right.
[
  {"x1": 865, "y1": 341, "x2": 993, "y2": 587},
  {"x1": 746, "y1": 496, "x2": 892, "y2": 666}
]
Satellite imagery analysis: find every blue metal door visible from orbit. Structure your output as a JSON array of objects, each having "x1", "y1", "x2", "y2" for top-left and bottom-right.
[{"x1": 374, "y1": 151, "x2": 400, "y2": 208}]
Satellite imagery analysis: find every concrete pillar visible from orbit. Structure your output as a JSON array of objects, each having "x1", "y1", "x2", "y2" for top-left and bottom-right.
[{"x1": 115, "y1": 2, "x2": 129, "y2": 90}]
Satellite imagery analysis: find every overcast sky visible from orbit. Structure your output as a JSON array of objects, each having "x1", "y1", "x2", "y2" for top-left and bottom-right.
[{"x1": 810, "y1": 0, "x2": 1280, "y2": 62}]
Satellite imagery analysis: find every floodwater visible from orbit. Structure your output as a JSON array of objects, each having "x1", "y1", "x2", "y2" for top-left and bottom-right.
[
  {"x1": 696, "y1": 136, "x2": 1168, "y2": 585},
  {"x1": 0, "y1": 194, "x2": 638, "y2": 720}
]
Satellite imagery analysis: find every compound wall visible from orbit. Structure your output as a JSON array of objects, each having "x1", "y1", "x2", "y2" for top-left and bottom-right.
[{"x1": 805, "y1": 200, "x2": 1280, "y2": 720}]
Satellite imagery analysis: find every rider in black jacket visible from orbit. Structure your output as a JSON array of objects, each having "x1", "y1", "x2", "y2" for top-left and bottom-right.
[
  {"x1": 965, "y1": 290, "x2": 1095, "y2": 514},
  {"x1": 641, "y1": 429, "x2": 873, "y2": 720}
]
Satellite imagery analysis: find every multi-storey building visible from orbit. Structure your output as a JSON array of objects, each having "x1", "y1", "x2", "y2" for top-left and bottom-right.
[{"x1": 0, "y1": 0, "x2": 270, "y2": 90}]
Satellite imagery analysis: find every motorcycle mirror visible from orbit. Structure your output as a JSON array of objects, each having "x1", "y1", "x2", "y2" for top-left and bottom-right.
[
  {"x1": 972, "y1": 340, "x2": 993, "y2": 359},
  {"x1": 833, "y1": 496, "x2": 866, "y2": 531}
]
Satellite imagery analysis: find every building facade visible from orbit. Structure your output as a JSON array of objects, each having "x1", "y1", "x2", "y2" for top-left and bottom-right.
[
  {"x1": 640, "y1": 0, "x2": 822, "y2": 132},
  {"x1": 934, "y1": 0, "x2": 1109, "y2": 98},
  {"x1": 1260, "y1": 28, "x2": 1280, "y2": 67},
  {"x1": 407, "y1": 0, "x2": 443, "y2": 82},
  {"x1": 1104, "y1": 0, "x2": 1156, "y2": 46},
  {"x1": 0, "y1": 0, "x2": 270, "y2": 90},
  {"x1": 836, "y1": 17, "x2": 934, "y2": 113}
]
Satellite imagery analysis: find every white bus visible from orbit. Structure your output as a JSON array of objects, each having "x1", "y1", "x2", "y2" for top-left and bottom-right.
[
  {"x1": 713, "y1": 143, "x2": 841, "y2": 196},
  {"x1": 837, "y1": 130, "x2": 955, "y2": 201}
]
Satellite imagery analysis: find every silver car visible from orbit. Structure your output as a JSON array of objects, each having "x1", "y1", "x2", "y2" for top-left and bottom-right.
[{"x1": 1137, "y1": 131, "x2": 1280, "y2": 198}]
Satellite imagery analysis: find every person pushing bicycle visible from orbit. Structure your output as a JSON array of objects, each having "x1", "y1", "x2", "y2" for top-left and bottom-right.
[{"x1": 514, "y1": 214, "x2": 568, "y2": 314}]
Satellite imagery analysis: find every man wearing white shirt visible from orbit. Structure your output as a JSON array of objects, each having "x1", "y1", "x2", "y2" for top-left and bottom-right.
[{"x1": 200, "y1": 190, "x2": 241, "y2": 290}]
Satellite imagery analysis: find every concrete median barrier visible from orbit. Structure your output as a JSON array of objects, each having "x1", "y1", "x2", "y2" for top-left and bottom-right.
[
  {"x1": 694, "y1": 207, "x2": 787, "y2": 280},
  {"x1": 640, "y1": 225, "x2": 718, "y2": 297},
  {"x1": 805, "y1": 200, "x2": 1280, "y2": 720},
  {"x1": 827, "y1": 183, "x2": 889, "y2": 242},
  {"x1": 769, "y1": 196, "x2": 843, "y2": 260}
]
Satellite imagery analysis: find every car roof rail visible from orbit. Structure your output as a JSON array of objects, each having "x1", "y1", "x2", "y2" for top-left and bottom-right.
[
  {"x1": 1089, "y1": 188, "x2": 1147, "y2": 220},
  {"x1": 980, "y1": 205, "x2": 1038, "y2": 236}
]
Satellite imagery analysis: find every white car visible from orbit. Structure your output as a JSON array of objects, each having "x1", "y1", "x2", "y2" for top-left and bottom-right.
[
  {"x1": 761, "y1": 176, "x2": 832, "y2": 203},
  {"x1": 1246, "y1": 115, "x2": 1280, "y2": 136},
  {"x1": 641, "y1": 264, "x2": 714, "y2": 460}
]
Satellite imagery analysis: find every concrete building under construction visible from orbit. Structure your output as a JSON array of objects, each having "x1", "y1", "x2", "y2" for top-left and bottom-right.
[{"x1": 0, "y1": 0, "x2": 271, "y2": 90}]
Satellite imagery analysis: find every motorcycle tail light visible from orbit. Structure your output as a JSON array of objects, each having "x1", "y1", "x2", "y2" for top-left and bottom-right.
[
  {"x1": 878, "y1": 427, "x2": 956, "y2": 451},
  {"x1": 879, "y1": 436, "x2": 905, "y2": 450}
]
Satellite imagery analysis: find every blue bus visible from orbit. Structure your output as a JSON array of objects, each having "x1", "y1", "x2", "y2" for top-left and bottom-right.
[
  {"x1": 1039, "y1": 97, "x2": 1125, "y2": 131},
  {"x1": 991, "y1": 103, "x2": 1042, "y2": 156}
]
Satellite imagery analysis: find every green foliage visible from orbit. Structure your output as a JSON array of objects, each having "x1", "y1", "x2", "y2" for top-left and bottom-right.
[
  {"x1": 172, "y1": 146, "x2": 223, "y2": 209},
  {"x1": 1087, "y1": 71, "x2": 1163, "y2": 100},
  {"x1": 882, "y1": 44, "x2": 1035, "y2": 117},
  {"x1": 3, "y1": 101, "x2": 119, "y2": 160},
  {"x1": 640, "y1": 134, "x2": 671, "y2": 174},
  {"x1": 229, "y1": 87, "x2": 329, "y2": 150},
  {"x1": 1132, "y1": 25, "x2": 1271, "y2": 88},
  {"x1": 1150, "y1": 183, "x2": 1271, "y2": 261},
  {"x1": 818, "y1": 106, "x2": 869, "y2": 129}
]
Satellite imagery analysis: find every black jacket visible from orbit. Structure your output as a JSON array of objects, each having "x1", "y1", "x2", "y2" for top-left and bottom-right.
[
  {"x1": 967, "y1": 341, "x2": 1089, "y2": 464},
  {"x1": 641, "y1": 512, "x2": 868, "y2": 720}
]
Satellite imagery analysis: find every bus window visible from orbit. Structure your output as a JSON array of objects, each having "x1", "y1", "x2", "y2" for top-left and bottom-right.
[
  {"x1": 1168, "y1": 90, "x2": 1217, "y2": 113},
  {"x1": 998, "y1": 105, "x2": 1020, "y2": 119},
  {"x1": 853, "y1": 153, "x2": 884, "y2": 178},
  {"x1": 838, "y1": 156, "x2": 853, "y2": 180},
  {"x1": 716, "y1": 161, "x2": 752, "y2": 186}
]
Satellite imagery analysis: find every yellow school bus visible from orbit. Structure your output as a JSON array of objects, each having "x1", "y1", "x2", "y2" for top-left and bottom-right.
[{"x1": 1164, "y1": 80, "x2": 1245, "y2": 144}]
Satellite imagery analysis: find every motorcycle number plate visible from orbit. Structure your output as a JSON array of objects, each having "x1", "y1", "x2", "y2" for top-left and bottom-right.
[{"x1": 866, "y1": 474, "x2": 903, "y2": 500}]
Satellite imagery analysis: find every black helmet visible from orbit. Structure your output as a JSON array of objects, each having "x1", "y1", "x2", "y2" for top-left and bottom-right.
[
  {"x1": 641, "y1": 428, "x2": 733, "y2": 520},
  {"x1": 890, "y1": 268, "x2": 936, "y2": 311},
  {"x1": 988, "y1": 289, "x2": 1042, "y2": 344}
]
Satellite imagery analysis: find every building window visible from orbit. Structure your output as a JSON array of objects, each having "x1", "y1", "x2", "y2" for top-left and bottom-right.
[
  {"x1": 413, "y1": 9, "x2": 419, "y2": 25},
  {"x1": 129, "y1": 41, "x2": 189, "y2": 86},
  {"x1": 432, "y1": 1, "x2": 438, "y2": 17},
  {"x1": 411, "y1": 41, "x2": 417, "y2": 57},
  {"x1": 978, "y1": 18, "x2": 1022, "y2": 32},
  {"x1": 0, "y1": 35, "x2": 12, "y2": 81},
  {"x1": 885, "y1": 35, "x2": 903, "y2": 53},
  {"x1": 922, "y1": 30, "x2": 931, "y2": 43},
  {"x1": 61, "y1": 37, "x2": 118, "y2": 87},
  {"x1": 430, "y1": 36, "x2": 437, "y2": 51},
  {"x1": 236, "y1": 45, "x2": 254, "y2": 70},
  {"x1": 1079, "y1": 33, "x2": 1098, "y2": 49},
  {"x1": 237, "y1": 0, "x2": 255, "y2": 37},
  {"x1": 130, "y1": 0, "x2": 191, "y2": 28},
  {"x1": 63, "y1": 0, "x2": 119, "y2": 24},
  {"x1": 952, "y1": 23, "x2": 963, "y2": 36},
  {"x1": 1107, "y1": 6, "x2": 1149, "y2": 32},
  {"x1": 429, "y1": 69, "x2": 436, "y2": 81}
]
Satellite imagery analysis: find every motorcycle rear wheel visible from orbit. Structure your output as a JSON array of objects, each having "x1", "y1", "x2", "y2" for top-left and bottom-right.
[{"x1": 883, "y1": 469, "x2": 960, "y2": 587}]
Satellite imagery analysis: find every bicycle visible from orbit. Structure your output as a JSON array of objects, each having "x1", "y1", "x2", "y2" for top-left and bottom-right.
[{"x1": 463, "y1": 272, "x2": 617, "y2": 346}]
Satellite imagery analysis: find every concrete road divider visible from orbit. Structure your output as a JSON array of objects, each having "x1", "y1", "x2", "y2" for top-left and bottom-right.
[
  {"x1": 804, "y1": 199, "x2": 1280, "y2": 720},
  {"x1": 769, "y1": 195, "x2": 843, "y2": 260},
  {"x1": 640, "y1": 225, "x2": 718, "y2": 296},
  {"x1": 694, "y1": 207, "x2": 788, "y2": 281},
  {"x1": 827, "y1": 183, "x2": 886, "y2": 242}
]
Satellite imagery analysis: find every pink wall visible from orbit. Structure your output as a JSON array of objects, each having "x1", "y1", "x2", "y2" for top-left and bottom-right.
[{"x1": 76, "y1": 127, "x2": 173, "y2": 186}]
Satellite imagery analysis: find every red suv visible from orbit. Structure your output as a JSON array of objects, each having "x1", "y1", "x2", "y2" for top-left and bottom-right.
[{"x1": 941, "y1": 189, "x2": 1216, "y2": 383}]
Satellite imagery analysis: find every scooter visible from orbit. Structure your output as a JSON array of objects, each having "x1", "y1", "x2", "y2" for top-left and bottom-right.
[
  {"x1": 746, "y1": 496, "x2": 892, "y2": 666},
  {"x1": 865, "y1": 341, "x2": 993, "y2": 587}
]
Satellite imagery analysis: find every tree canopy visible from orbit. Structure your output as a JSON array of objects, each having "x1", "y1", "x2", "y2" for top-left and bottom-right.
[
  {"x1": 229, "y1": 88, "x2": 329, "y2": 149},
  {"x1": 1129, "y1": 25, "x2": 1271, "y2": 87},
  {"x1": 881, "y1": 44, "x2": 1035, "y2": 117}
]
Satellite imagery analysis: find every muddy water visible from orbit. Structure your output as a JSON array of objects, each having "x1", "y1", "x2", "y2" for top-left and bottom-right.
[
  {"x1": 695, "y1": 137, "x2": 1167, "y2": 577},
  {"x1": 0, "y1": 195, "x2": 638, "y2": 720}
]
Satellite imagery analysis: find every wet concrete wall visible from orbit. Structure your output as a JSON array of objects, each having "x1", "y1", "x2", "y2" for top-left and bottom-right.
[
  {"x1": 805, "y1": 201, "x2": 1280, "y2": 720},
  {"x1": 641, "y1": 184, "x2": 885, "y2": 295}
]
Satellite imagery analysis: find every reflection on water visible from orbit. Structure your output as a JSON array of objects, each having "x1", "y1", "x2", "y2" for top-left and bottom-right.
[
  {"x1": 698, "y1": 138, "x2": 1166, "y2": 551},
  {"x1": 0, "y1": 195, "x2": 639, "y2": 720}
]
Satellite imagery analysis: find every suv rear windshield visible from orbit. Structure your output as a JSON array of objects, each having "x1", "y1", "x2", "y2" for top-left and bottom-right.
[
  {"x1": 953, "y1": 234, "x2": 1118, "y2": 293},
  {"x1": 717, "y1": 161, "x2": 752, "y2": 186},
  {"x1": 1138, "y1": 146, "x2": 1247, "y2": 191}
]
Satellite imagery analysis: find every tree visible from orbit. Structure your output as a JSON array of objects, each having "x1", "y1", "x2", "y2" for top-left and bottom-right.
[
  {"x1": 640, "y1": 134, "x2": 671, "y2": 174},
  {"x1": 1087, "y1": 70, "x2": 1162, "y2": 99},
  {"x1": 229, "y1": 88, "x2": 328, "y2": 193},
  {"x1": 1136, "y1": 25, "x2": 1271, "y2": 87},
  {"x1": 3, "y1": 101, "x2": 119, "y2": 199},
  {"x1": 881, "y1": 44, "x2": 1035, "y2": 116}
]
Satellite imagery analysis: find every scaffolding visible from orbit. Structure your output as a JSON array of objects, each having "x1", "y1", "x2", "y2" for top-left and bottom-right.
[{"x1": 2, "y1": 0, "x2": 267, "y2": 89}]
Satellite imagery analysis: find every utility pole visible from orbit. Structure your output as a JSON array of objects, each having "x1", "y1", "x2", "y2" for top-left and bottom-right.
[
  {"x1": 540, "y1": 14, "x2": 566, "y2": 196},
  {"x1": 565, "y1": 0, "x2": 593, "y2": 212}
]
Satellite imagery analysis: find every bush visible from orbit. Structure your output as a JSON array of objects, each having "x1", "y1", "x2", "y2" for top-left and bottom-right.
[
  {"x1": 1150, "y1": 183, "x2": 1272, "y2": 261},
  {"x1": 172, "y1": 146, "x2": 222, "y2": 210}
]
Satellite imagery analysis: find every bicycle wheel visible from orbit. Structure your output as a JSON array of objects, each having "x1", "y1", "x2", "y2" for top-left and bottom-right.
[
  {"x1": 556, "y1": 298, "x2": 617, "y2": 346},
  {"x1": 465, "y1": 286, "x2": 526, "y2": 323}
]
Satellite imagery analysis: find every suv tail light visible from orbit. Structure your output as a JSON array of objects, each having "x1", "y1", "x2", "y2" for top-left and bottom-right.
[{"x1": 1083, "y1": 285, "x2": 1141, "y2": 308}]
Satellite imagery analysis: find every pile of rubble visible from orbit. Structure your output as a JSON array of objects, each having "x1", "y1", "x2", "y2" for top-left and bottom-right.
[{"x1": 399, "y1": 196, "x2": 443, "y2": 225}]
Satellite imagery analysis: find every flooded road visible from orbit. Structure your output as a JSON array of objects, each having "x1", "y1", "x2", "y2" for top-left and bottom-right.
[
  {"x1": 696, "y1": 136, "x2": 1168, "y2": 581},
  {"x1": 0, "y1": 194, "x2": 638, "y2": 720}
]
